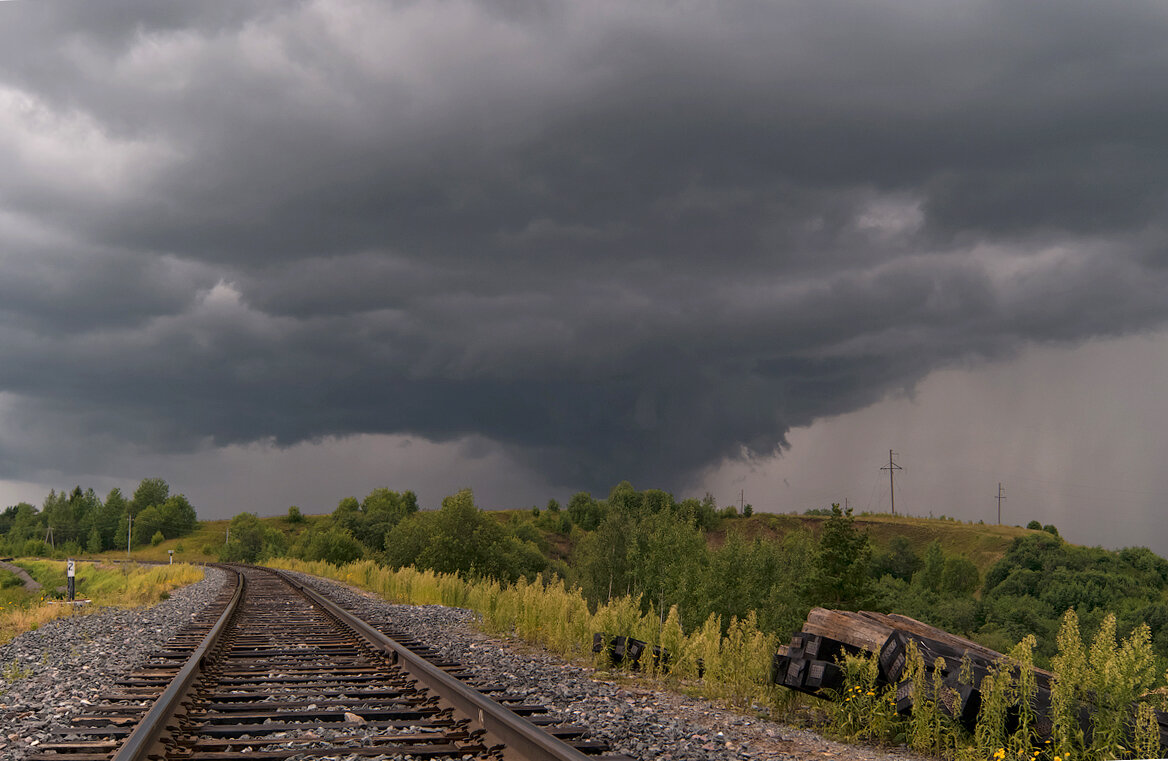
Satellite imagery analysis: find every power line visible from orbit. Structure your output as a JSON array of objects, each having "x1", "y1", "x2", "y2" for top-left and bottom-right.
[{"x1": 881, "y1": 449, "x2": 903, "y2": 516}]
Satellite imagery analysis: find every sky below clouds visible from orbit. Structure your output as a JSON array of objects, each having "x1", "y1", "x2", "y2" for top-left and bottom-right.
[{"x1": 1, "y1": 0, "x2": 1168, "y2": 552}]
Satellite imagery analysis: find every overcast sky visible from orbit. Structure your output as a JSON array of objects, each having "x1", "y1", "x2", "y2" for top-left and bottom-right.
[{"x1": 2, "y1": 0, "x2": 1168, "y2": 552}]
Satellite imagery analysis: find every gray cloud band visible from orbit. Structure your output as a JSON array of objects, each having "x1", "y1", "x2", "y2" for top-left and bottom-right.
[{"x1": 1, "y1": 0, "x2": 1166, "y2": 489}]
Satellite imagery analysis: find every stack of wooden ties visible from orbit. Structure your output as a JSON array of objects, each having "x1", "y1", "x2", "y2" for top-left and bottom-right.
[{"x1": 773, "y1": 607, "x2": 1144, "y2": 745}]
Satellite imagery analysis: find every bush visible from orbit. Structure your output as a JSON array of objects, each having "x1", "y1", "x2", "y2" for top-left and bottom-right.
[
  {"x1": 219, "y1": 513, "x2": 287, "y2": 563},
  {"x1": 150, "y1": 530, "x2": 165, "y2": 546},
  {"x1": 299, "y1": 526, "x2": 364, "y2": 565},
  {"x1": 21, "y1": 539, "x2": 50, "y2": 557}
]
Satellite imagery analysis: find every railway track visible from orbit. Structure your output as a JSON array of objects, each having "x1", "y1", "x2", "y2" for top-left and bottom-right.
[{"x1": 27, "y1": 565, "x2": 629, "y2": 761}]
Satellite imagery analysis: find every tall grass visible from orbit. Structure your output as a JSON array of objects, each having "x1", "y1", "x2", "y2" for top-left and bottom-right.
[
  {"x1": 0, "y1": 560, "x2": 204, "y2": 645},
  {"x1": 268, "y1": 557, "x2": 781, "y2": 711}
]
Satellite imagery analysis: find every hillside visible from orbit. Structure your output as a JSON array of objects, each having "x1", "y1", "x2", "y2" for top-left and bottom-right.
[
  {"x1": 718, "y1": 513, "x2": 1036, "y2": 574},
  {"x1": 87, "y1": 513, "x2": 328, "y2": 564},
  {"x1": 85, "y1": 508, "x2": 1033, "y2": 575},
  {"x1": 493, "y1": 507, "x2": 1035, "y2": 574}
]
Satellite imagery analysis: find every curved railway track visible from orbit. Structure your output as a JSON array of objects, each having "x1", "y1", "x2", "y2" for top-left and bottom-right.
[{"x1": 28, "y1": 565, "x2": 628, "y2": 761}]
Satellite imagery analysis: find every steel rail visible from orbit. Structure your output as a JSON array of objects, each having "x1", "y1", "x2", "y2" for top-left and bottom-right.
[
  {"x1": 111, "y1": 565, "x2": 245, "y2": 761},
  {"x1": 275, "y1": 568, "x2": 595, "y2": 761}
]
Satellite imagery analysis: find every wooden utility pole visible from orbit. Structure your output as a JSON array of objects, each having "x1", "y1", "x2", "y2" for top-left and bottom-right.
[
  {"x1": 996, "y1": 482, "x2": 1006, "y2": 524},
  {"x1": 881, "y1": 450, "x2": 903, "y2": 516}
]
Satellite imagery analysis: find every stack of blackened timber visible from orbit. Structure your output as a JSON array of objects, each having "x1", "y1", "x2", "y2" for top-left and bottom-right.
[
  {"x1": 592, "y1": 632, "x2": 672, "y2": 672},
  {"x1": 774, "y1": 609, "x2": 1128, "y2": 745},
  {"x1": 771, "y1": 629, "x2": 856, "y2": 693},
  {"x1": 774, "y1": 609, "x2": 1058, "y2": 730}
]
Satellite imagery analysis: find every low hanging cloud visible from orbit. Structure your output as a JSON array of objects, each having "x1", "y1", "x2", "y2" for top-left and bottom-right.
[{"x1": 2, "y1": 0, "x2": 1168, "y2": 492}]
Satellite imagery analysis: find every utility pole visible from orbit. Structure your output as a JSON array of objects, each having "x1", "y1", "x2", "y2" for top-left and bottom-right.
[
  {"x1": 739, "y1": 490, "x2": 745, "y2": 512},
  {"x1": 881, "y1": 449, "x2": 903, "y2": 516},
  {"x1": 127, "y1": 511, "x2": 132, "y2": 557},
  {"x1": 996, "y1": 482, "x2": 1006, "y2": 524}
]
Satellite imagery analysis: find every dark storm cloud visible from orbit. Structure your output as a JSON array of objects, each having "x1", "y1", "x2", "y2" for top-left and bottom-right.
[{"x1": 2, "y1": 0, "x2": 1168, "y2": 490}]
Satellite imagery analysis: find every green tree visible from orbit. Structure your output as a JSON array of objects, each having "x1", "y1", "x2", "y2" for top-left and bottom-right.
[
  {"x1": 97, "y1": 488, "x2": 128, "y2": 550},
  {"x1": 2, "y1": 503, "x2": 41, "y2": 548},
  {"x1": 220, "y1": 513, "x2": 287, "y2": 563},
  {"x1": 132, "y1": 506, "x2": 164, "y2": 547},
  {"x1": 86, "y1": 526, "x2": 102, "y2": 555},
  {"x1": 871, "y1": 535, "x2": 922, "y2": 581},
  {"x1": 916, "y1": 540, "x2": 946, "y2": 593},
  {"x1": 158, "y1": 494, "x2": 198, "y2": 537},
  {"x1": 572, "y1": 511, "x2": 633, "y2": 602},
  {"x1": 299, "y1": 525, "x2": 364, "y2": 564},
  {"x1": 566, "y1": 492, "x2": 603, "y2": 530},
  {"x1": 383, "y1": 489, "x2": 545, "y2": 582},
  {"x1": 287, "y1": 505, "x2": 304, "y2": 523},
  {"x1": 941, "y1": 555, "x2": 980, "y2": 596},
  {"x1": 629, "y1": 511, "x2": 705, "y2": 620},
  {"x1": 814, "y1": 503, "x2": 871, "y2": 606},
  {"x1": 131, "y1": 478, "x2": 170, "y2": 516},
  {"x1": 114, "y1": 514, "x2": 129, "y2": 552}
]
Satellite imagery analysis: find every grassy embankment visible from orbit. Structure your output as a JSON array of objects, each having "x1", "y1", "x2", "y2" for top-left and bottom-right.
[
  {"x1": 0, "y1": 560, "x2": 204, "y2": 645},
  {"x1": 719, "y1": 512, "x2": 1033, "y2": 575},
  {"x1": 270, "y1": 557, "x2": 778, "y2": 711},
  {"x1": 489, "y1": 509, "x2": 1031, "y2": 574},
  {"x1": 88, "y1": 513, "x2": 329, "y2": 564}
]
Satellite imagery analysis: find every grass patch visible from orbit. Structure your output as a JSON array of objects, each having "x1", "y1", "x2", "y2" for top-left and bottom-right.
[{"x1": 0, "y1": 560, "x2": 204, "y2": 645}]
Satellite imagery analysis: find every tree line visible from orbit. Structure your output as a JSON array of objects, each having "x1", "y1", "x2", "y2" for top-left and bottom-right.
[{"x1": 0, "y1": 478, "x2": 198, "y2": 556}]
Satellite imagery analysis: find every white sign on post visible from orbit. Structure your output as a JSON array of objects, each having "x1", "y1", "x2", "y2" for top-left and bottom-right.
[{"x1": 66, "y1": 558, "x2": 76, "y2": 602}]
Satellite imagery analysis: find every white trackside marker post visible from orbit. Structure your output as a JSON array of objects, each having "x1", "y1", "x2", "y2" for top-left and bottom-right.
[{"x1": 66, "y1": 558, "x2": 75, "y2": 601}]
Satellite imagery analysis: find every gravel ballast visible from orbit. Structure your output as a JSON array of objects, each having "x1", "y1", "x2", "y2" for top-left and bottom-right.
[
  {"x1": 287, "y1": 570, "x2": 931, "y2": 761},
  {"x1": 0, "y1": 566, "x2": 226, "y2": 761}
]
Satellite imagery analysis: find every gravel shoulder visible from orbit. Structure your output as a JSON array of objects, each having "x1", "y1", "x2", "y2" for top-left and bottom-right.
[
  {"x1": 288, "y1": 570, "x2": 934, "y2": 761},
  {"x1": 0, "y1": 566, "x2": 226, "y2": 761}
]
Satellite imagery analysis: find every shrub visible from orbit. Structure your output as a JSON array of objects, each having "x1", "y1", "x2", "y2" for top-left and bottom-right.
[{"x1": 828, "y1": 651, "x2": 900, "y2": 743}]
